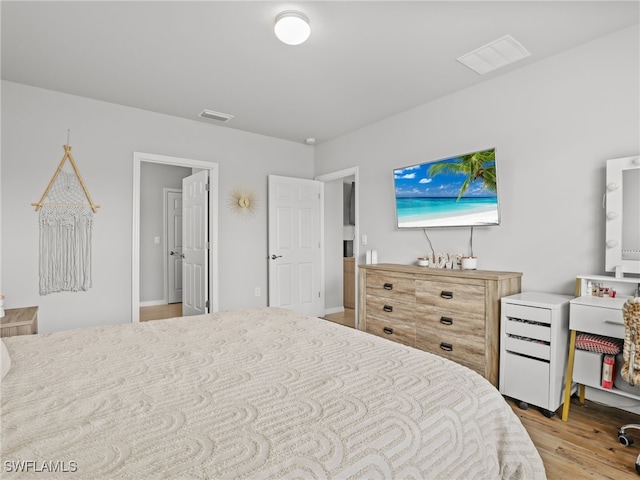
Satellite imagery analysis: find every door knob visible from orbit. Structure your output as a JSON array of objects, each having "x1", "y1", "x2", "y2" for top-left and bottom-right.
[
  {"x1": 170, "y1": 251, "x2": 185, "y2": 258},
  {"x1": 270, "y1": 254, "x2": 283, "y2": 260}
]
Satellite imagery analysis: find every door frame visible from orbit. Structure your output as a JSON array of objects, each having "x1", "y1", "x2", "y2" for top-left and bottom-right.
[
  {"x1": 132, "y1": 152, "x2": 219, "y2": 323},
  {"x1": 315, "y1": 167, "x2": 360, "y2": 328},
  {"x1": 163, "y1": 187, "x2": 182, "y2": 304}
]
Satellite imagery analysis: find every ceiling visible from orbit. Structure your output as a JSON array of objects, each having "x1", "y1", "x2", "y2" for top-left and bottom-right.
[{"x1": 2, "y1": 1, "x2": 638, "y2": 144}]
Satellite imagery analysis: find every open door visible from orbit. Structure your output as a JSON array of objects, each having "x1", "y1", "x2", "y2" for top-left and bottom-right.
[
  {"x1": 268, "y1": 175, "x2": 323, "y2": 317},
  {"x1": 182, "y1": 170, "x2": 209, "y2": 316},
  {"x1": 166, "y1": 189, "x2": 183, "y2": 304}
]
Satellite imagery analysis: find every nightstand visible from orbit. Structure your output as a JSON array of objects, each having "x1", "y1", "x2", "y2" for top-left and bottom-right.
[{"x1": 1, "y1": 306, "x2": 38, "y2": 337}]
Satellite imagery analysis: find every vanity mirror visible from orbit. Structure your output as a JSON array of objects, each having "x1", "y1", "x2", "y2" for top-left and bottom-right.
[{"x1": 605, "y1": 155, "x2": 640, "y2": 276}]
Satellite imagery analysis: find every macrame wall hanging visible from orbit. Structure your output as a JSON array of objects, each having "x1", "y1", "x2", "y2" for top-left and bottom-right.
[{"x1": 32, "y1": 136, "x2": 99, "y2": 295}]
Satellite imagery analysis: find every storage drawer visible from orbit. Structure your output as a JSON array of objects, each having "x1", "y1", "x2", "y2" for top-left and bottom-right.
[
  {"x1": 504, "y1": 335, "x2": 550, "y2": 360},
  {"x1": 501, "y1": 351, "x2": 550, "y2": 409},
  {"x1": 504, "y1": 318, "x2": 551, "y2": 342},
  {"x1": 573, "y1": 349, "x2": 602, "y2": 387},
  {"x1": 415, "y1": 279, "x2": 485, "y2": 315},
  {"x1": 569, "y1": 303, "x2": 624, "y2": 338},
  {"x1": 415, "y1": 327, "x2": 484, "y2": 375},
  {"x1": 415, "y1": 305, "x2": 485, "y2": 338},
  {"x1": 365, "y1": 272, "x2": 415, "y2": 302},
  {"x1": 366, "y1": 295, "x2": 416, "y2": 324},
  {"x1": 366, "y1": 316, "x2": 415, "y2": 347},
  {"x1": 503, "y1": 303, "x2": 552, "y2": 325}
]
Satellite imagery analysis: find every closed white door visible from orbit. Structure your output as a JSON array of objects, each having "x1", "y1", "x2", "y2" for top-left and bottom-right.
[
  {"x1": 268, "y1": 175, "x2": 323, "y2": 317},
  {"x1": 166, "y1": 189, "x2": 183, "y2": 304},
  {"x1": 182, "y1": 170, "x2": 209, "y2": 316}
]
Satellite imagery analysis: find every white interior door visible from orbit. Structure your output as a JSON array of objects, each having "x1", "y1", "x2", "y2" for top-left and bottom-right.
[
  {"x1": 183, "y1": 170, "x2": 209, "y2": 316},
  {"x1": 268, "y1": 175, "x2": 323, "y2": 317},
  {"x1": 166, "y1": 189, "x2": 183, "y2": 304}
]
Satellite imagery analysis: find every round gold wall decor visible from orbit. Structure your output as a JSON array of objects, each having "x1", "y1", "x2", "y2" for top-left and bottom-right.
[{"x1": 226, "y1": 187, "x2": 259, "y2": 218}]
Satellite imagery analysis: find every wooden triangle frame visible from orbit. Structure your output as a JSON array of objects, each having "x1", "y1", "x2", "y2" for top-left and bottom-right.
[{"x1": 32, "y1": 145, "x2": 100, "y2": 213}]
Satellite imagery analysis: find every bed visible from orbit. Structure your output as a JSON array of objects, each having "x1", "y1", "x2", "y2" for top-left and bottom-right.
[{"x1": 1, "y1": 307, "x2": 545, "y2": 479}]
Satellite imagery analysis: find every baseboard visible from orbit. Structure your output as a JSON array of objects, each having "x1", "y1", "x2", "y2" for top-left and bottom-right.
[
  {"x1": 139, "y1": 300, "x2": 167, "y2": 308},
  {"x1": 324, "y1": 306, "x2": 345, "y2": 316}
]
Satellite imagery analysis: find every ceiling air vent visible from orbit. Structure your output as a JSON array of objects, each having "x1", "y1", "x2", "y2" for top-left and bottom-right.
[
  {"x1": 198, "y1": 109, "x2": 234, "y2": 123},
  {"x1": 457, "y1": 35, "x2": 531, "y2": 75}
]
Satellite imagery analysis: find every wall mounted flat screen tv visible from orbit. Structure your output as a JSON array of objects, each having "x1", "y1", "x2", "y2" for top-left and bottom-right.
[{"x1": 393, "y1": 148, "x2": 500, "y2": 228}]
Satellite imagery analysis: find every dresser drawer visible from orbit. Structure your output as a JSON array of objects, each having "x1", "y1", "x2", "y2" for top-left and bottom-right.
[
  {"x1": 415, "y1": 279, "x2": 485, "y2": 314},
  {"x1": 366, "y1": 295, "x2": 416, "y2": 324},
  {"x1": 415, "y1": 326, "x2": 485, "y2": 375},
  {"x1": 365, "y1": 272, "x2": 415, "y2": 302},
  {"x1": 415, "y1": 305, "x2": 485, "y2": 337},
  {"x1": 366, "y1": 316, "x2": 415, "y2": 347},
  {"x1": 569, "y1": 302, "x2": 624, "y2": 338}
]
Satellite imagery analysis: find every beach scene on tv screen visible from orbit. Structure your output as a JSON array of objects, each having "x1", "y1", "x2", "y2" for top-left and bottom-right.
[{"x1": 394, "y1": 148, "x2": 499, "y2": 228}]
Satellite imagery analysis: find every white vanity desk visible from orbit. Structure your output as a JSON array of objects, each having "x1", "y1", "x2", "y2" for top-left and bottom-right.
[
  {"x1": 561, "y1": 276, "x2": 640, "y2": 422},
  {"x1": 562, "y1": 154, "x2": 640, "y2": 421}
]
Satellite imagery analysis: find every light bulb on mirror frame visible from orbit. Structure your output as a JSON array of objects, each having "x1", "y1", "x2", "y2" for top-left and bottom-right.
[
  {"x1": 606, "y1": 211, "x2": 619, "y2": 220},
  {"x1": 606, "y1": 239, "x2": 619, "y2": 248}
]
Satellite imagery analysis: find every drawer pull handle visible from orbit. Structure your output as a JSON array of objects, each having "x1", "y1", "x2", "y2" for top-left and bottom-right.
[
  {"x1": 383, "y1": 305, "x2": 393, "y2": 313},
  {"x1": 440, "y1": 342, "x2": 453, "y2": 352},
  {"x1": 383, "y1": 283, "x2": 393, "y2": 290},
  {"x1": 440, "y1": 291, "x2": 453, "y2": 299},
  {"x1": 383, "y1": 327, "x2": 394, "y2": 335},
  {"x1": 440, "y1": 316, "x2": 453, "y2": 325}
]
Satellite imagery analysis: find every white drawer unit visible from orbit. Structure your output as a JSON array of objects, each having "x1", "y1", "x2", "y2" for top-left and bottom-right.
[{"x1": 499, "y1": 292, "x2": 572, "y2": 417}]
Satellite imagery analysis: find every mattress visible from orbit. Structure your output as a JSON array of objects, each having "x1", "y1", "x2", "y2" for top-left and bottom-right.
[{"x1": 1, "y1": 307, "x2": 545, "y2": 479}]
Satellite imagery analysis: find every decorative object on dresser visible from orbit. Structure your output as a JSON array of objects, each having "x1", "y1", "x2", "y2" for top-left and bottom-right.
[
  {"x1": 0, "y1": 306, "x2": 38, "y2": 337},
  {"x1": 358, "y1": 263, "x2": 522, "y2": 387},
  {"x1": 562, "y1": 274, "x2": 640, "y2": 422},
  {"x1": 499, "y1": 292, "x2": 573, "y2": 418}
]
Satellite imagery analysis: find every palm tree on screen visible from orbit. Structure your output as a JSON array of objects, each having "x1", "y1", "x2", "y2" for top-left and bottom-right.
[{"x1": 427, "y1": 149, "x2": 496, "y2": 200}]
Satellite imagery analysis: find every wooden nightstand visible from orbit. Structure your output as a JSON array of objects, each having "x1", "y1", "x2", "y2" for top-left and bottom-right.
[{"x1": 1, "y1": 306, "x2": 38, "y2": 337}]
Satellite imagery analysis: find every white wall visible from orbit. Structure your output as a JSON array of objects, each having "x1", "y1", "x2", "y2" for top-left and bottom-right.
[
  {"x1": 315, "y1": 26, "x2": 640, "y2": 295},
  {"x1": 1, "y1": 81, "x2": 314, "y2": 332}
]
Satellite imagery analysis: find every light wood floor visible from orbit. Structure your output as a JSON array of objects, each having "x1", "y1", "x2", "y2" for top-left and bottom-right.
[
  {"x1": 323, "y1": 308, "x2": 356, "y2": 328},
  {"x1": 510, "y1": 396, "x2": 640, "y2": 479},
  {"x1": 142, "y1": 304, "x2": 640, "y2": 477},
  {"x1": 140, "y1": 303, "x2": 183, "y2": 322}
]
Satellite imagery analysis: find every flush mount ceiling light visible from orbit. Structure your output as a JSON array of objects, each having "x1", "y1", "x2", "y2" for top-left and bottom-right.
[
  {"x1": 457, "y1": 35, "x2": 531, "y2": 75},
  {"x1": 274, "y1": 11, "x2": 310, "y2": 45}
]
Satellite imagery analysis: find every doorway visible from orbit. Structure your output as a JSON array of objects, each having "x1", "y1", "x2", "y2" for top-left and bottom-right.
[
  {"x1": 316, "y1": 167, "x2": 359, "y2": 329},
  {"x1": 132, "y1": 152, "x2": 219, "y2": 323}
]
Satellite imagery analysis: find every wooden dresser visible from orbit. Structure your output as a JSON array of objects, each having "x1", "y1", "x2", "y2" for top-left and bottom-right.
[
  {"x1": 359, "y1": 264, "x2": 521, "y2": 387},
  {"x1": 343, "y1": 257, "x2": 356, "y2": 310}
]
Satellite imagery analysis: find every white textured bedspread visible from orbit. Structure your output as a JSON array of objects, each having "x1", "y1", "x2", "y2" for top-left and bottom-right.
[{"x1": 1, "y1": 307, "x2": 545, "y2": 479}]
